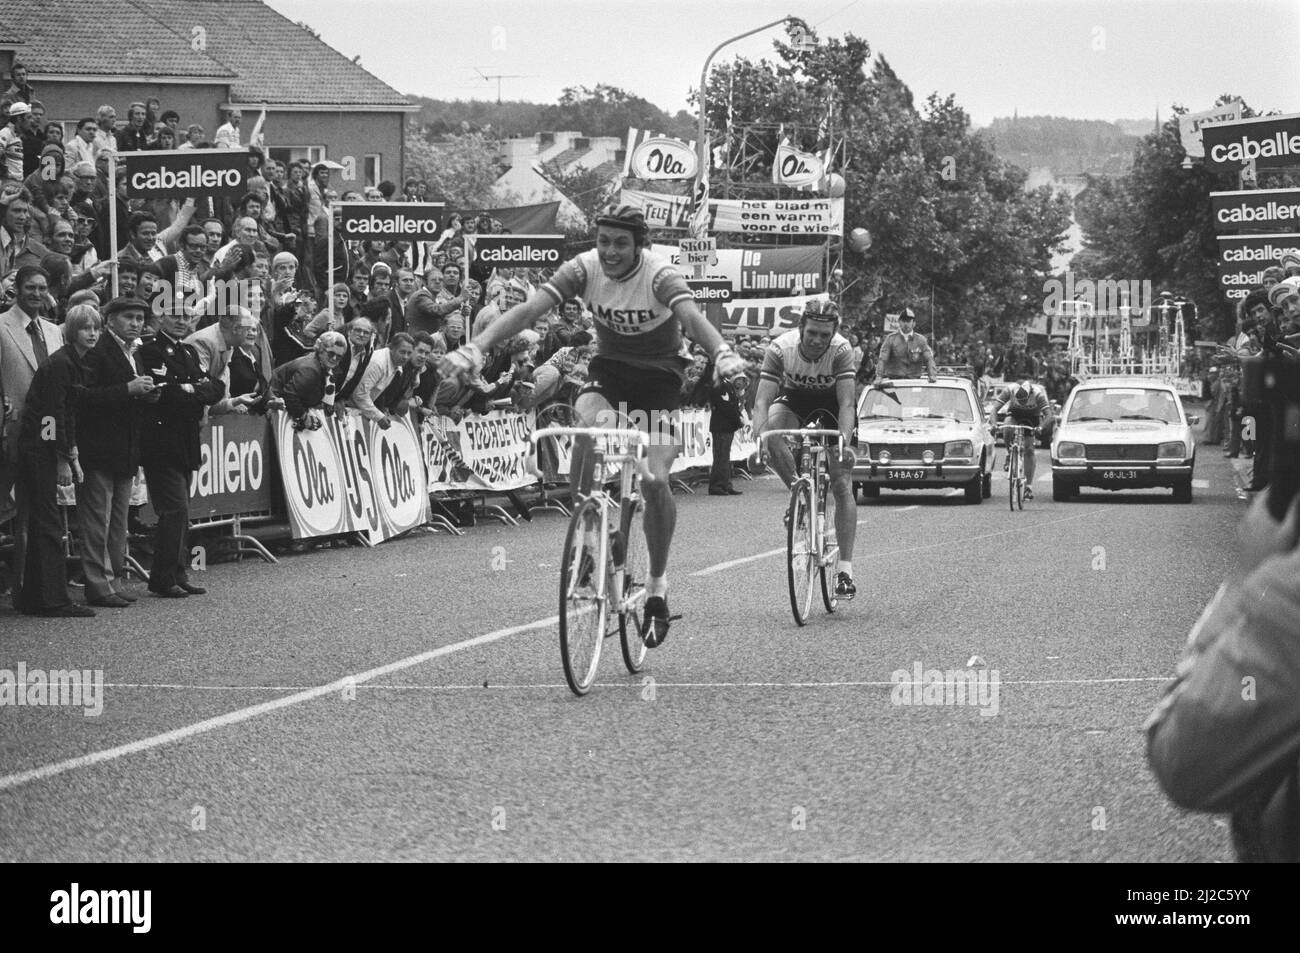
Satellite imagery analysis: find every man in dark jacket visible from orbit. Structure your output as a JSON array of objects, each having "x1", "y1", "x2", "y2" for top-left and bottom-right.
[
  {"x1": 138, "y1": 307, "x2": 223, "y2": 596},
  {"x1": 77, "y1": 297, "x2": 156, "y2": 606},
  {"x1": 694, "y1": 358, "x2": 745, "y2": 495}
]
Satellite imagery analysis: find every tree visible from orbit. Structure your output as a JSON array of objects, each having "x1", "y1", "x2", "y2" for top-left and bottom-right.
[
  {"x1": 534, "y1": 159, "x2": 619, "y2": 233},
  {"x1": 404, "y1": 121, "x2": 505, "y2": 208}
]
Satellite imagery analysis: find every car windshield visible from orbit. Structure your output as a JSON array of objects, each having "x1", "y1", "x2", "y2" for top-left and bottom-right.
[
  {"x1": 1067, "y1": 388, "x2": 1181, "y2": 424},
  {"x1": 861, "y1": 386, "x2": 974, "y2": 422}
]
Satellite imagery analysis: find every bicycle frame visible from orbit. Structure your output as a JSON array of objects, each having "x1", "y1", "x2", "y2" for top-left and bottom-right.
[
  {"x1": 531, "y1": 426, "x2": 653, "y2": 615},
  {"x1": 1003, "y1": 424, "x2": 1036, "y2": 510}
]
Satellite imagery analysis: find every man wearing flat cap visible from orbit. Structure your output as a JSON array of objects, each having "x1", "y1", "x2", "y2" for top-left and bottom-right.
[{"x1": 77, "y1": 297, "x2": 158, "y2": 607}]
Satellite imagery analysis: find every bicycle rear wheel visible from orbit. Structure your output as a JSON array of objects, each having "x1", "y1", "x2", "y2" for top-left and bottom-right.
[
  {"x1": 787, "y1": 480, "x2": 816, "y2": 626},
  {"x1": 1016, "y1": 445, "x2": 1026, "y2": 510},
  {"x1": 559, "y1": 496, "x2": 607, "y2": 695},
  {"x1": 819, "y1": 479, "x2": 838, "y2": 614},
  {"x1": 617, "y1": 497, "x2": 650, "y2": 673}
]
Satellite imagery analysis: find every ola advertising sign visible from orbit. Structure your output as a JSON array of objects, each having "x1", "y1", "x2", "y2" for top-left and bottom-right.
[
  {"x1": 628, "y1": 136, "x2": 697, "y2": 180},
  {"x1": 122, "y1": 148, "x2": 249, "y2": 199},
  {"x1": 338, "y1": 202, "x2": 444, "y2": 240}
]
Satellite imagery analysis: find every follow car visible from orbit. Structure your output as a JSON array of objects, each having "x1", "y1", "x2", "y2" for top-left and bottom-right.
[
  {"x1": 1050, "y1": 377, "x2": 1198, "y2": 502},
  {"x1": 853, "y1": 377, "x2": 996, "y2": 504}
]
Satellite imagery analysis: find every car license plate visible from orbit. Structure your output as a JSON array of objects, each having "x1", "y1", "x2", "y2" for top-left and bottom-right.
[
  {"x1": 1100, "y1": 469, "x2": 1139, "y2": 480},
  {"x1": 896, "y1": 469, "x2": 926, "y2": 480}
]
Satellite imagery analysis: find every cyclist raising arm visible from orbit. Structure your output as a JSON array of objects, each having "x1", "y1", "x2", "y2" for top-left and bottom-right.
[
  {"x1": 998, "y1": 380, "x2": 1050, "y2": 499},
  {"x1": 751, "y1": 300, "x2": 859, "y2": 598},
  {"x1": 440, "y1": 204, "x2": 746, "y2": 644}
]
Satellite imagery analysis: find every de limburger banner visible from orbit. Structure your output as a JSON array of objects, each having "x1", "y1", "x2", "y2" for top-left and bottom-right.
[
  {"x1": 338, "y1": 202, "x2": 445, "y2": 240},
  {"x1": 122, "y1": 148, "x2": 250, "y2": 199}
]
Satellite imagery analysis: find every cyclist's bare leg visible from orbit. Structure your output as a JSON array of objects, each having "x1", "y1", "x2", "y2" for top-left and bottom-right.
[
  {"x1": 641, "y1": 442, "x2": 678, "y2": 588},
  {"x1": 825, "y1": 454, "x2": 857, "y2": 561},
  {"x1": 1023, "y1": 437, "x2": 1037, "y2": 484},
  {"x1": 763, "y1": 403, "x2": 801, "y2": 488}
]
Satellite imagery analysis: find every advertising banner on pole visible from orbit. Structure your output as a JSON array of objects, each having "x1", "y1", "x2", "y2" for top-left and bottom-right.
[
  {"x1": 463, "y1": 234, "x2": 566, "y2": 270},
  {"x1": 622, "y1": 189, "x2": 843, "y2": 235},
  {"x1": 121, "y1": 148, "x2": 250, "y2": 200},
  {"x1": 654, "y1": 243, "x2": 827, "y2": 294},
  {"x1": 338, "y1": 201, "x2": 445, "y2": 241}
]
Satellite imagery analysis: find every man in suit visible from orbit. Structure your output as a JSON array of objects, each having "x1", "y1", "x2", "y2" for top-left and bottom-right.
[
  {"x1": 76, "y1": 297, "x2": 156, "y2": 607},
  {"x1": 138, "y1": 306, "x2": 224, "y2": 597},
  {"x1": 334, "y1": 316, "x2": 376, "y2": 406},
  {"x1": 1, "y1": 265, "x2": 66, "y2": 600}
]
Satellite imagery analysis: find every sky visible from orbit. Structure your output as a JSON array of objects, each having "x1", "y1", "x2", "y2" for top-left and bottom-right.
[{"x1": 263, "y1": 0, "x2": 1300, "y2": 126}]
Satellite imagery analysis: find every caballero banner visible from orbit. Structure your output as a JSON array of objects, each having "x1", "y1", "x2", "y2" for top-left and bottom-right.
[
  {"x1": 1201, "y1": 113, "x2": 1300, "y2": 174},
  {"x1": 464, "y1": 234, "x2": 566, "y2": 270},
  {"x1": 338, "y1": 202, "x2": 444, "y2": 241},
  {"x1": 121, "y1": 148, "x2": 249, "y2": 200},
  {"x1": 272, "y1": 409, "x2": 427, "y2": 543},
  {"x1": 1209, "y1": 189, "x2": 1300, "y2": 232},
  {"x1": 621, "y1": 189, "x2": 844, "y2": 235},
  {"x1": 654, "y1": 243, "x2": 826, "y2": 294},
  {"x1": 1216, "y1": 233, "x2": 1300, "y2": 299},
  {"x1": 134, "y1": 413, "x2": 274, "y2": 522}
]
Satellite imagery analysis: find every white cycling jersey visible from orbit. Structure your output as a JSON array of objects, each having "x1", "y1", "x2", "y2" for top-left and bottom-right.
[{"x1": 759, "y1": 329, "x2": 856, "y2": 394}]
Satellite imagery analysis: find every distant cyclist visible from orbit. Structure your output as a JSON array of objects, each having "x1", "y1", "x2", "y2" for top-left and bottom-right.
[
  {"x1": 875, "y1": 307, "x2": 937, "y2": 382},
  {"x1": 998, "y1": 380, "x2": 1050, "y2": 499},
  {"x1": 752, "y1": 299, "x2": 859, "y2": 598},
  {"x1": 439, "y1": 204, "x2": 746, "y2": 645}
]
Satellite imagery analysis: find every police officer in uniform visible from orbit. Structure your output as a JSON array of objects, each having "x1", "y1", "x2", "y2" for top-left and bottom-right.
[{"x1": 875, "y1": 307, "x2": 937, "y2": 382}]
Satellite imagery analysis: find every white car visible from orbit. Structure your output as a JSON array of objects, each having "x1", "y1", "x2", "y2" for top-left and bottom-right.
[
  {"x1": 853, "y1": 377, "x2": 996, "y2": 504},
  {"x1": 1051, "y1": 377, "x2": 1198, "y2": 502}
]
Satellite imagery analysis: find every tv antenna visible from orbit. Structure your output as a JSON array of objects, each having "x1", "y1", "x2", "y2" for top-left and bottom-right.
[{"x1": 473, "y1": 69, "x2": 532, "y2": 104}]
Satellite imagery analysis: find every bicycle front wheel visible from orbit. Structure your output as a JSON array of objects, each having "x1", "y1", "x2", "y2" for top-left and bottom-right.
[
  {"x1": 819, "y1": 480, "x2": 838, "y2": 614},
  {"x1": 559, "y1": 496, "x2": 607, "y2": 695},
  {"x1": 617, "y1": 497, "x2": 650, "y2": 674},
  {"x1": 787, "y1": 480, "x2": 816, "y2": 626},
  {"x1": 1008, "y1": 445, "x2": 1019, "y2": 512}
]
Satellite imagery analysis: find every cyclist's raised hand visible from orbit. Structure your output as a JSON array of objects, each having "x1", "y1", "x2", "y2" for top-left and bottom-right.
[
  {"x1": 713, "y1": 344, "x2": 747, "y2": 387},
  {"x1": 438, "y1": 342, "x2": 485, "y2": 384}
]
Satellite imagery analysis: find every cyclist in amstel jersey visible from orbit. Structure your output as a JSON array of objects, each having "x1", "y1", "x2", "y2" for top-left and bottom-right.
[
  {"x1": 751, "y1": 300, "x2": 859, "y2": 598},
  {"x1": 440, "y1": 204, "x2": 747, "y2": 645},
  {"x1": 998, "y1": 380, "x2": 1051, "y2": 499}
]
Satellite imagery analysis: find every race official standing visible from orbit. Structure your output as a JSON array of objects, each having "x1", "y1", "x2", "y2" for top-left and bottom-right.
[
  {"x1": 138, "y1": 308, "x2": 224, "y2": 597},
  {"x1": 875, "y1": 308, "x2": 937, "y2": 381}
]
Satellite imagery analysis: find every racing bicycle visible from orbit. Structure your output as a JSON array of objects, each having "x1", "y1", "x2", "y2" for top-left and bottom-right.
[
  {"x1": 529, "y1": 426, "x2": 654, "y2": 696},
  {"x1": 764, "y1": 427, "x2": 848, "y2": 625},
  {"x1": 1004, "y1": 424, "x2": 1037, "y2": 511}
]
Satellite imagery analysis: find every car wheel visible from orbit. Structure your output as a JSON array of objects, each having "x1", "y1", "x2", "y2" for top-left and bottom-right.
[
  {"x1": 1053, "y1": 478, "x2": 1075, "y2": 502},
  {"x1": 1173, "y1": 479, "x2": 1192, "y2": 503},
  {"x1": 964, "y1": 475, "x2": 983, "y2": 504}
]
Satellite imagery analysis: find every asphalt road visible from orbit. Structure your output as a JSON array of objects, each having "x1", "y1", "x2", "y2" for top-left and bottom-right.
[{"x1": 0, "y1": 433, "x2": 1245, "y2": 861}]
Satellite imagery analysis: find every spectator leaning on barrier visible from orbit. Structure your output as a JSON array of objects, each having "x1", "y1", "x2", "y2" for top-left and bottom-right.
[
  {"x1": 138, "y1": 304, "x2": 224, "y2": 598},
  {"x1": 77, "y1": 296, "x2": 155, "y2": 609},
  {"x1": 349, "y1": 331, "x2": 414, "y2": 427},
  {"x1": 268, "y1": 330, "x2": 345, "y2": 430}
]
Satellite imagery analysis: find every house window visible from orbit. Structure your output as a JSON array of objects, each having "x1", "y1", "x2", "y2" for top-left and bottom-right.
[
  {"x1": 268, "y1": 146, "x2": 326, "y2": 168},
  {"x1": 364, "y1": 155, "x2": 381, "y2": 188}
]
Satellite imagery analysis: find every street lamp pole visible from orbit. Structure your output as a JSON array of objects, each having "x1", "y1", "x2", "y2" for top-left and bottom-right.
[{"x1": 693, "y1": 16, "x2": 800, "y2": 279}]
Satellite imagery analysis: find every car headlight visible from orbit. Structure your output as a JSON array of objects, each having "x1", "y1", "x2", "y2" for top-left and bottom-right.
[
  {"x1": 943, "y1": 440, "x2": 973, "y2": 460},
  {"x1": 1057, "y1": 441, "x2": 1085, "y2": 463},
  {"x1": 856, "y1": 438, "x2": 870, "y2": 459},
  {"x1": 878, "y1": 450, "x2": 891, "y2": 464},
  {"x1": 921, "y1": 450, "x2": 935, "y2": 464},
  {"x1": 1157, "y1": 441, "x2": 1187, "y2": 460}
]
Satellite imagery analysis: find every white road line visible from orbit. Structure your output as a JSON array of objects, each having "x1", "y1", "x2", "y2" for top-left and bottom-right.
[
  {"x1": 90, "y1": 675, "x2": 1174, "y2": 692},
  {"x1": 692, "y1": 506, "x2": 1109, "y2": 577},
  {"x1": 1192, "y1": 479, "x2": 1210, "y2": 489},
  {"x1": 0, "y1": 616, "x2": 557, "y2": 795}
]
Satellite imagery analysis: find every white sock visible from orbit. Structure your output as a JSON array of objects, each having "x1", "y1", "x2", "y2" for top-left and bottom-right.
[
  {"x1": 647, "y1": 574, "x2": 668, "y2": 598},
  {"x1": 837, "y1": 560, "x2": 852, "y2": 575}
]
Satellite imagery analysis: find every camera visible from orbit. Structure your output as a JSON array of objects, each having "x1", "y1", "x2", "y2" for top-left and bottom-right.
[{"x1": 1240, "y1": 333, "x2": 1300, "y2": 521}]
